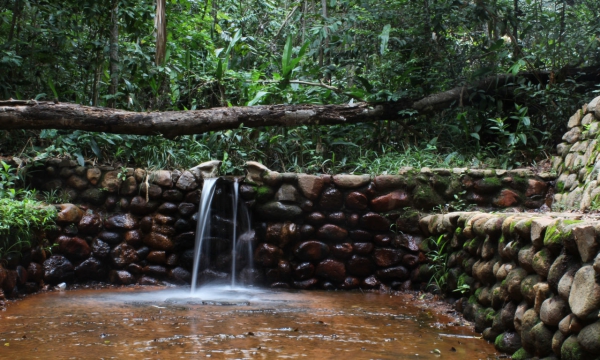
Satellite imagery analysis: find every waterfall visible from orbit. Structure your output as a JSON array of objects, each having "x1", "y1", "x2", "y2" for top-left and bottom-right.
[
  {"x1": 190, "y1": 178, "x2": 218, "y2": 293},
  {"x1": 230, "y1": 179, "x2": 239, "y2": 287},
  {"x1": 190, "y1": 177, "x2": 255, "y2": 292}
]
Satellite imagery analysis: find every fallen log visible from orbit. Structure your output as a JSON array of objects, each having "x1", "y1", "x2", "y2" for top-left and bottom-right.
[
  {"x1": 0, "y1": 100, "x2": 410, "y2": 138},
  {"x1": 1, "y1": 66, "x2": 598, "y2": 137}
]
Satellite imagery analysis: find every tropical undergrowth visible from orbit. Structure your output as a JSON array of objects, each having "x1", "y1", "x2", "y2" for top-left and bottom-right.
[
  {"x1": 1, "y1": 0, "x2": 599, "y2": 174},
  {"x1": 425, "y1": 234, "x2": 450, "y2": 294},
  {"x1": 0, "y1": 161, "x2": 57, "y2": 261},
  {"x1": 1, "y1": 96, "x2": 561, "y2": 175}
]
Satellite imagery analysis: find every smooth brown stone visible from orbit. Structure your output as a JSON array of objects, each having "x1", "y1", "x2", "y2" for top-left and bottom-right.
[
  {"x1": 347, "y1": 255, "x2": 374, "y2": 277},
  {"x1": 317, "y1": 224, "x2": 348, "y2": 242},
  {"x1": 353, "y1": 242, "x2": 374, "y2": 255},
  {"x1": 373, "y1": 248, "x2": 403, "y2": 267},
  {"x1": 315, "y1": 259, "x2": 346, "y2": 282},
  {"x1": 319, "y1": 187, "x2": 344, "y2": 210},
  {"x1": 345, "y1": 192, "x2": 368, "y2": 210},
  {"x1": 331, "y1": 243, "x2": 353, "y2": 259},
  {"x1": 370, "y1": 190, "x2": 410, "y2": 212},
  {"x1": 294, "y1": 241, "x2": 330, "y2": 261},
  {"x1": 360, "y1": 212, "x2": 391, "y2": 232}
]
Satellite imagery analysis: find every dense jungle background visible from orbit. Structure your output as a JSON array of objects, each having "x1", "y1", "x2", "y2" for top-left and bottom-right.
[{"x1": 1, "y1": 0, "x2": 599, "y2": 174}]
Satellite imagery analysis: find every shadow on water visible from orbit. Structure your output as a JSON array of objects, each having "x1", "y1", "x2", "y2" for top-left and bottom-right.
[{"x1": 0, "y1": 286, "x2": 500, "y2": 359}]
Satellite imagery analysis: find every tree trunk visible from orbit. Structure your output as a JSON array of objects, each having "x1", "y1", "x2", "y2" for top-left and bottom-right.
[
  {"x1": 0, "y1": 101, "x2": 410, "y2": 138},
  {"x1": 155, "y1": 0, "x2": 167, "y2": 66},
  {"x1": 108, "y1": 0, "x2": 119, "y2": 108},
  {"x1": 7, "y1": 0, "x2": 22, "y2": 44},
  {"x1": 320, "y1": 0, "x2": 329, "y2": 81}
]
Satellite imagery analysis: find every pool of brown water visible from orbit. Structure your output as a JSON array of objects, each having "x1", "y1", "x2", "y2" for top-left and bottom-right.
[{"x1": 0, "y1": 286, "x2": 498, "y2": 359}]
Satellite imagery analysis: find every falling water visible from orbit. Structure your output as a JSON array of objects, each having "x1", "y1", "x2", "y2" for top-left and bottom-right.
[
  {"x1": 230, "y1": 179, "x2": 239, "y2": 287},
  {"x1": 191, "y1": 177, "x2": 255, "y2": 291},
  {"x1": 241, "y1": 199, "x2": 254, "y2": 273},
  {"x1": 190, "y1": 178, "x2": 218, "y2": 293}
]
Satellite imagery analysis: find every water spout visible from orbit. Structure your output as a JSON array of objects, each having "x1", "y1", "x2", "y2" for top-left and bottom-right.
[{"x1": 191, "y1": 178, "x2": 218, "y2": 293}]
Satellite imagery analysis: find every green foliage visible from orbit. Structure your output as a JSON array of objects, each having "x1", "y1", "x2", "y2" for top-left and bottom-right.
[
  {"x1": 432, "y1": 190, "x2": 474, "y2": 214},
  {"x1": 426, "y1": 234, "x2": 449, "y2": 294},
  {"x1": 40, "y1": 189, "x2": 71, "y2": 205},
  {"x1": 0, "y1": 162, "x2": 56, "y2": 259},
  {"x1": 453, "y1": 283, "x2": 471, "y2": 295},
  {"x1": 0, "y1": 197, "x2": 57, "y2": 259},
  {"x1": 0, "y1": 0, "x2": 599, "y2": 171}
]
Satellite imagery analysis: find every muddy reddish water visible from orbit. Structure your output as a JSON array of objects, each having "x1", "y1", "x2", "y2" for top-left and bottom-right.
[{"x1": 0, "y1": 286, "x2": 499, "y2": 359}]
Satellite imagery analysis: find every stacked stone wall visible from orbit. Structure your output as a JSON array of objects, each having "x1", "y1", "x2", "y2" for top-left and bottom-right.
[
  {"x1": 0, "y1": 159, "x2": 552, "y2": 300},
  {"x1": 553, "y1": 96, "x2": 600, "y2": 211},
  {"x1": 421, "y1": 211, "x2": 600, "y2": 359},
  {"x1": 242, "y1": 162, "x2": 553, "y2": 290}
]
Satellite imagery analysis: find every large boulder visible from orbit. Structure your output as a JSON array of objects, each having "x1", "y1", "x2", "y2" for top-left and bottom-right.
[
  {"x1": 297, "y1": 175, "x2": 325, "y2": 201},
  {"x1": 143, "y1": 232, "x2": 174, "y2": 251},
  {"x1": 315, "y1": 259, "x2": 346, "y2": 282},
  {"x1": 373, "y1": 248, "x2": 403, "y2": 267},
  {"x1": 540, "y1": 296, "x2": 570, "y2": 327},
  {"x1": 294, "y1": 241, "x2": 330, "y2": 261},
  {"x1": 57, "y1": 236, "x2": 91, "y2": 260},
  {"x1": 317, "y1": 224, "x2": 348, "y2": 242},
  {"x1": 254, "y1": 243, "x2": 282, "y2": 267},
  {"x1": 56, "y1": 204, "x2": 83, "y2": 223},
  {"x1": 562, "y1": 334, "x2": 600, "y2": 360},
  {"x1": 332, "y1": 174, "x2": 370, "y2": 188},
  {"x1": 578, "y1": 322, "x2": 600, "y2": 355},
  {"x1": 319, "y1": 187, "x2": 344, "y2": 210},
  {"x1": 495, "y1": 331, "x2": 521, "y2": 354},
  {"x1": 360, "y1": 212, "x2": 391, "y2": 232},
  {"x1": 370, "y1": 190, "x2": 410, "y2": 212},
  {"x1": 110, "y1": 243, "x2": 139, "y2": 268},
  {"x1": 105, "y1": 213, "x2": 138, "y2": 230},
  {"x1": 43, "y1": 255, "x2": 74, "y2": 284},
  {"x1": 257, "y1": 201, "x2": 302, "y2": 221},
  {"x1": 569, "y1": 265, "x2": 600, "y2": 318}
]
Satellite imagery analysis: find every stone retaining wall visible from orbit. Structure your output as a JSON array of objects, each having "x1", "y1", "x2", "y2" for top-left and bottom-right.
[
  {"x1": 420, "y1": 211, "x2": 600, "y2": 359},
  {"x1": 0, "y1": 159, "x2": 552, "y2": 300},
  {"x1": 553, "y1": 95, "x2": 600, "y2": 212},
  {"x1": 242, "y1": 161, "x2": 553, "y2": 290}
]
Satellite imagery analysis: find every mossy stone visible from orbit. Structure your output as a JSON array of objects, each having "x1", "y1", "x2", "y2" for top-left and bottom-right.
[
  {"x1": 495, "y1": 331, "x2": 522, "y2": 354},
  {"x1": 511, "y1": 176, "x2": 529, "y2": 191},
  {"x1": 458, "y1": 273, "x2": 474, "y2": 291},
  {"x1": 412, "y1": 183, "x2": 444, "y2": 210},
  {"x1": 543, "y1": 221, "x2": 579, "y2": 255},
  {"x1": 531, "y1": 322, "x2": 554, "y2": 357},
  {"x1": 532, "y1": 248, "x2": 554, "y2": 278},
  {"x1": 512, "y1": 347, "x2": 533, "y2": 360},
  {"x1": 521, "y1": 274, "x2": 541, "y2": 306},
  {"x1": 483, "y1": 176, "x2": 502, "y2": 187},
  {"x1": 562, "y1": 334, "x2": 600, "y2": 360},
  {"x1": 444, "y1": 179, "x2": 463, "y2": 200},
  {"x1": 256, "y1": 186, "x2": 275, "y2": 203},
  {"x1": 475, "y1": 306, "x2": 496, "y2": 332},
  {"x1": 521, "y1": 308, "x2": 541, "y2": 353},
  {"x1": 431, "y1": 174, "x2": 451, "y2": 193}
]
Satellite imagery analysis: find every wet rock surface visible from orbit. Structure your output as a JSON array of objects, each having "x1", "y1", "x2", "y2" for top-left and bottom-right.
[
  {"x1": 294, "y1": 241, "x2": 330, "y2": 261},
  {"x1": 43, "y1": 255, "x2": 74, "y2": 284},
  {"x1": 315, "y1": 259, "x2": 346, "y2": 282}
]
